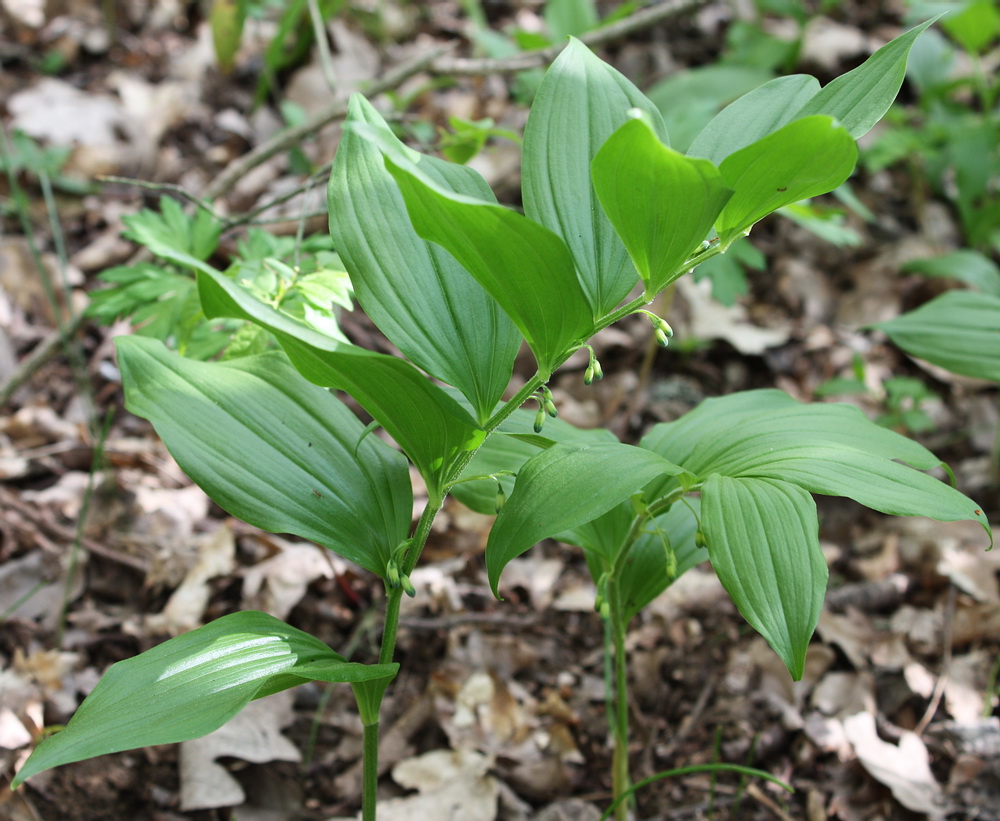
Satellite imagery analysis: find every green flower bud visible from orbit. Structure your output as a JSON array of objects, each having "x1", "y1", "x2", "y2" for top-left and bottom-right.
[
  {"x1": 665, "y1": 549, "x2": 677, "y2": 583},
  {"x1": 695, "y1": 529, "x2": 707, "y2": 549},
  {"x1": 592, "y1": 360, "x2": 603, "y2": 381},
  {"x1": 534, "y1": 407, "x2": 546, "y2": 433},
  {"x1": 593, "y1": 592, "x2": 604, "y2": 613},
  {"x1": 401, "y1": 575, "x2": 416, "y2": 597},
  {"x1": 599, "y1": 599, "x2": 611, "y2": 620},
  {"x1": 386, "y1": 560, "x2": 401, "y2": 588},
  {"x1": 655, "y1": 327, "x2": 670, "y2": 347},
  {"x1": 584, "y1": 364, "x2": 595, "y2": 385},
  {"x1": 495, "y1": 484, "x2": 506, "y2": 513},
  {"x1": 544, "y1": 398, "x2": 558, "y2": 418}
]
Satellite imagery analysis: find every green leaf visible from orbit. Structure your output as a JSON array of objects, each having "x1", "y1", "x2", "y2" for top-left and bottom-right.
[
  {"x1": 715, "y1": 115, "x2": 857, "y2": 248},
  {"x1": 544, "y1": 0, "x2": 599, "y2": 40},
  {"x1": 451, "y1": 410, "x2": 616, "y2": 515},
  {"x1": 522, "y1": 37, "x2": 668, "y2": 316},
  {"x1": 872, "y1": 291, "x2": 1000, "y2": 383},
  {"x1": 701, "y1": 476, "x2": 826, "y2": 680},
  {"x1": 486, "y1": 442, "x2": 685, "y2": 596},
  {"x1": 197, "y1": 268, "x2": 483, "y2": 497},
  {"x1": 329, "y1": 96, "x2": 520, "y2": 423},
  {"x1": 941, "y1": 0, "x2": 1000, "y2": 55},
  {"x1": 646, "y1": 65, "x2": 775, "y2": 154},
  {"x1": 794, "y1": 17, "x2": 939, "y2": 139},
  {"x1": 687, "y1": 74, "x2": 821, "y2": 165},
  {"x1": 591, "y1": 118, "x2": 732, "y2": 298},
  {"x1": 383, "y1": 156, "x2": 593, "y2": 378},
  {"x1": 116, "y1": 338, "x2": 412, "y2": 576},
  {"x1": 902, "y1": 250, "x2": 1000, "y2": 298},
  {"x1": 641, "y1": 389, "x2": 991, "y2": 540},
  {"x1": 12, "y1": 611, "x2": 397, "y2": 788}
]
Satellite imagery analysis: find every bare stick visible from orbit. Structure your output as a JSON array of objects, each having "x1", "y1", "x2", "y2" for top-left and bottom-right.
[{"x1": 202, "y1": 44, "x2": 453, "y2": 203}]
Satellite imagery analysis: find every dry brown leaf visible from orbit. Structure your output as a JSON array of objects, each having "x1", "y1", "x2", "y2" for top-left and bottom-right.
[
  {"x1": 375, "y1": 749, "x2": 498, "y2": 821},
  {"x1": 178, "y1": 691, "x2": 300, "y2": 811},
  {"x1": 241, "y1": 536, "x2": 338, "y2": 619},
  {"x1": 843, "y1": 711, "x2": 949, "y2": 818}
]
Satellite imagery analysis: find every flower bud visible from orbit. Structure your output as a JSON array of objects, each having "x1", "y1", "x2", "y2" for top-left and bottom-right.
[
  {"x1": 533, "y1": 407, "x2": 546, "y2": 433},
  {"x1": 655, "y1": 327, "x2": 670, "y2": 347},
  {"x1": 584, "y1": 364, "x2": 595, "y2": 385},
  {"x1": 695, "y1": 529, "x2": 707, "y2": 549},
  {"x1": 401, "y1": 575, "x2": 416, "y2": 597},
  {"x1": 495, "y1": 485, "x2": 506, "y2": 513}
]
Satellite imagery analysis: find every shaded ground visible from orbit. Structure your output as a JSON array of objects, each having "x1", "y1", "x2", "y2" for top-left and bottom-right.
[{"x1": 1, "y1": 2, "x2": 999, "y2": 820}]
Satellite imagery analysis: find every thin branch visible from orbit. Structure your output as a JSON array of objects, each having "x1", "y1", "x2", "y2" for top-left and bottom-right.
[
  {"x1": 431, "y1": 0, "x2": 708, "y2": 75},
  {"x1": 97, "y1": 175, "x2": 222, "y2": 217},
  {"x1": 202, "y1": 44, "x2": 453, "y2": 203}
]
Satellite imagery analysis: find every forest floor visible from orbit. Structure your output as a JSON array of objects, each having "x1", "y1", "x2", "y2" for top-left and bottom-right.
[{"x1": 1, "y1": 1, "x2": 999, "y2": 820}]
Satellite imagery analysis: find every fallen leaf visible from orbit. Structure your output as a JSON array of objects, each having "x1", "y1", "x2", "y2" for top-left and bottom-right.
[
  {"x1": 843, "y1": 711, "x2": 949, "y2": 818},
  {"x1": 178, "y1": 691, "x2": 301, "y2": 811},
  {"x1": 376, "y1": 749, "x2": 497, "y2": 821}
]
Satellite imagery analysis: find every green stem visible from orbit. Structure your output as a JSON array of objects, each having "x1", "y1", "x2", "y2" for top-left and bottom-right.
[
  {"x1": 609, "y1": 582, "x2": 631, "y2": 821},
  {"x1": 361, "y1": 720, "x2": 380, "y2": 821}
]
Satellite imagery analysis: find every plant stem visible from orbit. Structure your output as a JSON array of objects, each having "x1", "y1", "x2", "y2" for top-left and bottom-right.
[
  {"x1": 361, "y1": 719, "x2": 380, "y2": 821},
  {"x1": 608, "y1": 577, "x2": 631, "y2": 821}
]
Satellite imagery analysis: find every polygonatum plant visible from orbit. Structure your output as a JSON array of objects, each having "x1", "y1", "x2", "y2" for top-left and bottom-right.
[{"x1": 14, "y1": 19, "x2": 990, "y2": 821}]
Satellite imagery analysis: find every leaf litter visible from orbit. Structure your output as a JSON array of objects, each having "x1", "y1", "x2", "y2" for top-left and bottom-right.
[{"x1": 0, "y1": 2, "x2": 998, "y2": 820}]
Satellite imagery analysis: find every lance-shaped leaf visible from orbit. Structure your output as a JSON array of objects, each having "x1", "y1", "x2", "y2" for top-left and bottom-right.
[
  {"x1": 329, "y1": 95, "x2": 520, "y2": 424},
  {"x1": 592, "y1": 118, "x2": 732, "y2": 298},
  {"x1": 715, "y1": 116, "x2": 857, "y2": 249},
  {"x1": 197, "y1": 267, "x2": 483, "y2": 496},
  {"x1": 795, "y1": 17, "x2": 939, "y2": 139},
  {"x1": 485, "y1": 442, "x2": 685, "y2": 596},
  {"x1": 384, "y1": 157, "x2": 593, "y2": 378},
  {"x1": 641, "y1": 389, "x2": 991, "y2": 540},
  {"x1": 12, "y1": 611, "x2": 397, "y2": 787},
  {"x1": 687, "y1": 74, "x2": 821, "y2": 165},
  {"x1": 872, "y1": 291, "x2": 1000, "y2": 382},
  {"x1": 522, "y1": 37, "x2": 668, "y2": 316},
  {"x1": 701, "y1": 476, "x2": 826, "y2": 680},
  {"x1": 117, "y1": 338, "x2": 412, "y2": 576}
]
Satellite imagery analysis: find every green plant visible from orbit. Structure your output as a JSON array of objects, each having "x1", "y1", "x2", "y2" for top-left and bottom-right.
[
  {"x1": 872, "y1": 248, "x2": 1000, "y2": 476},
  {"x1": 864, "y1": 0, "x2": 1000, "y2": 251},
  {"x1": 13, "y1": 22, "x2": 992, "y2": 821},
  {"x1": 85, "y1": 196, "x2": 352, "y2": 359}
]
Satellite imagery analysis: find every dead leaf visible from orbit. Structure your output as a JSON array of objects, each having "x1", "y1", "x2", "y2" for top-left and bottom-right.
[
  {"x1": 678, "y1": 277, "x2": 790, "y2": 354},
  {"x1": 178, "y1": 691, "x2": 301, "y2": 811},
  {"x1": 376, "y1": 749, "x2": 498, "y2": 821},
  {"x1": 843, "y1": 711, "x2": 949, "y2": 818},
  {"x1": 241, "y1": 536, "x2": 338, "y2": 619}
]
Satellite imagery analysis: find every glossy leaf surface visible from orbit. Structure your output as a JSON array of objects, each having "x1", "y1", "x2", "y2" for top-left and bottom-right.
[
  {"x1": 873, "y1": 291, "x2": 1000, "y2": 382},
  {"x1": 702, "y1": 476, "x2": 826, "y2": 680},
  {"x1": 592, "y1": 118, "x2": 732, "y2": 297},
  {"x1": 197, "y1": 267, "x2": 483, "y2": 495},
  {"x1": 329, "y1": 95, "x2": 519, "y2": 423},
  {"x1": 384, "y1": 156, "x2": 593, "y2": 377},
  {"x1": 715, "y1": 116, "x2": 857, "y2": 248},
  {"x1": 522, "y1": 37, "x2": 667, "y2": 316},
  {"x1": 687, "y1": 74, "x2": 820, "y2": 164},
  {"x1": 13, "y1": 612, "x2": 397, "y2": 787},
  {"x1": 117, "y1": 338, "x2": 411, "y2": 575},
  {"x1": 795, "y1": 18, "x2": 938, "y2": 139},
  {"x1": 641, "y1": 390, "x2": 991, "y2": 538},
  {"x1": 486, "y1": 442, "x2": 685, "y2": 596}
]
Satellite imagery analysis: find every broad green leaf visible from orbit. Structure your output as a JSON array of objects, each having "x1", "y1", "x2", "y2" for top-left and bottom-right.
[
  {"x1": 568, "y1": 499, "x2": 703, "y2": 623},
  {"x1": 450, "y1": 410, "x2": 616, "y2": 514},
  {"x1": 197, "y1": 267, "x2": 483, "y2": 497},
  {"x1": 872, "y1": 291, "x2": 1000, "y2": 382},
  {"x1": 902, "y1": 250, "x2": 1000, "y2": 298},
  {"x1": 116, "y1": 338, "x2": 412, "y2": 576},
  {"x1": 702, "y1": 476, "x2": 826, "y2": 680},
  {"x1": 618, "y1": 501, "x2": 702, "y2": 622},
  {"x1": 715, "y1": 116, "x2": 857, "y2": 248},
  {"x1": 544, "y1": 0, "x2": 598, "y2": 40},
  {"x1": 522, "y1": 37, "x2": 668, "y2": 316},
  {"x1": 329, "y1": 96, "x2": 520, "y2": 423},
  {"x1": 687, "y1": 74, "x2": 821, "y2": 165},
  {"x1": 795, "y1": 18, "x2": 939, "y2": 139},
  {"x1": 12, "y1": 611, "x2": 397, "y2": 787},
  {"x1": 486, "y1": 442, "x2": 685, "y2": 596},
  {"x1": 941, "y1": 0, "x2": 1000, "y2": 55},
  {"x1": 647, "y1": 64, "x2": 775, "y2": 154},
  {"x1": 642, "y1": 389, "x2": 991, "y2": 539},
  {"x1": 383, "y1": 157, "x2": 593, "y2": 378},
  {"x1": 592, "y1": 118, "x2": 732, "y2": 298}
]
